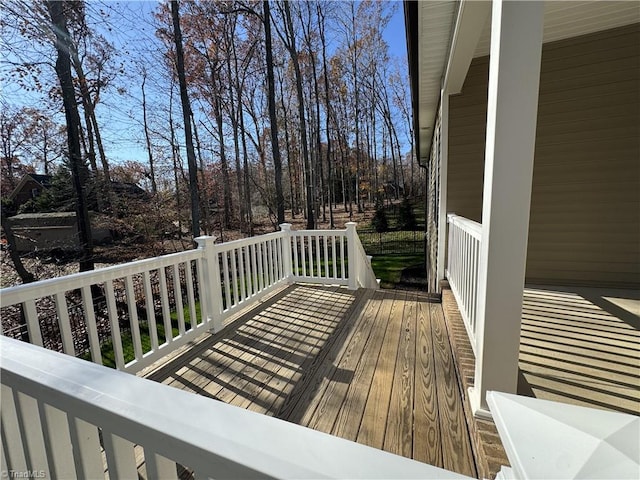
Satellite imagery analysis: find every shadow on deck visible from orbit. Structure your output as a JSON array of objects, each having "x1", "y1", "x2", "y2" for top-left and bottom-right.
[
  {"x1": 519, "y1": 285, "x2": 640, "y2": 416},
  {"x1": 145, "y1": 284, "x2": 480, "y2": 478}
]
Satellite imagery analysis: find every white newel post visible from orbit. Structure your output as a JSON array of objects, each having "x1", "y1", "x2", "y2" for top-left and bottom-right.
[
  {"x1": 470, "y1": 0, "x2": 544, "y2": 417},
  {"x1": 195, "y1": 236, "x2": 224, "y2": 333},
  {"x1": 279, "y1": 223, "x2": 293, "y2": 283},
  {"x1": 346, "y1": 222, "x2": 358, "y2": 290}
]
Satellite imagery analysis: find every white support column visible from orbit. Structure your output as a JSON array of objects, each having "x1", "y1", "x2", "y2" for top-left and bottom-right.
[
  {"x1": 279, "y1": 223, "x2": 293, "y2": 283},
  {"x1": 345, "y1": 222, "x2": 358, "y2": 290},
  {"x1": 469, "y1": 0, "x2": 544, "y2": 417},
  {"x1": 436, "y1": 90, "x2": 449, "y2": 292},
  {"x1": 195, "y1": 236, "x2": 224, "y2": 333}
]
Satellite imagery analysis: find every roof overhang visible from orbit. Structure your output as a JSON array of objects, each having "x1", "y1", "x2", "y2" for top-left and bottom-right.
[{"x1": 406, "y1": 0, "x2": 640, "y2": 167}]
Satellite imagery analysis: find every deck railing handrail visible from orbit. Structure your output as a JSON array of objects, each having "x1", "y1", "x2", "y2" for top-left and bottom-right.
[
  {"x1": 0, "y1": 224, "x2": 378, "y2": 374},
  {"x1": 446, "y1": 213, "x2": 482, "y2": 353},
  {"x1": 350, "y1": 223, "x2": 380, "y2": 289},
  {"x1": 0, "y1": 336, "x2": 466, "y2": 480}
]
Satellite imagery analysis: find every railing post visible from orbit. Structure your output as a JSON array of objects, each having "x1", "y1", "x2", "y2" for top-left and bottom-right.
[
  {"x1": 279, "y1": 223, "x2": 293, "y2": 283},
  {"x1": 346, "y1": 222, "x2": 358, "y2": 290},
  {"x1": 195, "y1": 236, "x2": 224, "y2": 333}
]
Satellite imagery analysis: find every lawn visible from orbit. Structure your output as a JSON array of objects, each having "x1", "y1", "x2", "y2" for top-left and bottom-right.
[
  {"x1": 371, "y1": 254, "x2": 425, "y2": 289},
  {"x1": 86, "y1": 302, "x2": 201, "y2": 369}
]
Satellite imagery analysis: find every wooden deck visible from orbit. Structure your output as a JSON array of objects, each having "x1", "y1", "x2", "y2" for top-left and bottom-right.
[
  {"x1": 440, "y1": 283, "x2": 640, "y2": 478},
  {"x1": 146, "y1": 284, "x2": 478, "y2": 478},
  {"x1": 519, "y1": 285, "x2": 640, "y2": 415}
]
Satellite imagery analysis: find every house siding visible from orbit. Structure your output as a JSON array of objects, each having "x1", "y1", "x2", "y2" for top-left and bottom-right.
[
  {"x1": 426, "y1": 108, "x2": 441, "y2": 293},
  {"x1": 446, "y1": 24, "x2": 640, "y2": 288}
]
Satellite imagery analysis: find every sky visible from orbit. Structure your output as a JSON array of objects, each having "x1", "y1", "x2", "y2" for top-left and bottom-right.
[
  {"x1": 2, "y1": 1, "x2": 409, "y2": 170},
  {"x1": 107, "y1": 0, "x2": 409, "y2": 165}
]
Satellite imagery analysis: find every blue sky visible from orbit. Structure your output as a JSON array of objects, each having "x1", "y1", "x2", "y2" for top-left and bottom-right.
[
  {"x1": 2, "y1": 1, "x2": 409, "y2": 170},
  {"x1": 103, "y1": 1, "x2": 410, "y2": 165}
]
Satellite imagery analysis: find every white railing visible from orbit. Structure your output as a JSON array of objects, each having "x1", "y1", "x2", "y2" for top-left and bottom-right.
[
  {"x1": 290, "y1": 228, "x2": 348, "y2": 285},
  {"x1": 0, "y1": 337, "x2": 468, "y2": 480},
  {"x1": 350, "y1": 224, "x2": 381, "y2": 289},
  {"x1": 446, "y1": 214, "x2": 482, "y2": 352},
  {"x1": 0, "y1": 224, "x2": 378, "y2": 374}
]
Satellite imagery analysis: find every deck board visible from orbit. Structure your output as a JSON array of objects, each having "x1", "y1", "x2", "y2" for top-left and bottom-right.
[
  {"x1": 146, "y1": 285, "x2": 479, "y2": 478},
  {"x1": 356, "y1": 290, "x2": 408, "y2": 450},
  {"x1": 431, "y1": 303, "x2": 477, "y2": 478},
  {"x1": 273, "y1": 287, "x2": 370, "y2": 422},
  {"x1": 384, "y1": 291, "x2": 418, "y2": 457},
  {"x1": 413, "y1": 298, "x2": 442, "y2": 465},
  {"x1": 305, "y1": 289, "x2": 381, "y2": 433},
  {"x1": 331, "y1": 290, "x2": 396, "y2": 442}
]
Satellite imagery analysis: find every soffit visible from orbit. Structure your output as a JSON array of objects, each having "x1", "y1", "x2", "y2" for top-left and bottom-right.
[
  {"x1": 474, "y1": 1, "x2": 640, "y2": 57},
  {"x1": 414, "y1": 0, "x2": 640, "y2": 163},
  {"x1": 417, "y1": 0, "x2": 457, "y2": 162}
]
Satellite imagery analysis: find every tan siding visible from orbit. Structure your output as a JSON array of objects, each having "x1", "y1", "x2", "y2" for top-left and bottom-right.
[
  {"x1": 426, "y1": 110, "x2": 441, "y2": 293},
  {"x1": 446, "y1": 24, "x2": 640, "y2": 288},
  {"x1": 447, "y1": 56, "x2": 487, "y2": 224}
]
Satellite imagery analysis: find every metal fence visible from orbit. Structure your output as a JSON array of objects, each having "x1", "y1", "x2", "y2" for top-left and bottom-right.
[{"x1": 358, "y1": 230, "x2": 425, "y2": 255}]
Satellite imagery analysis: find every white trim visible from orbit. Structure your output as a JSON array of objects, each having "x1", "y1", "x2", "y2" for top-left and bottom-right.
[
  {"x1": 443, "y1": 0, "x2": 492, "y2": 94},
  {"x1": 472, "y1": 0, "x2": 544, "y2": 414},
  {"x1": 436, "y1": 91, "x2": 449, "y2": 292}
]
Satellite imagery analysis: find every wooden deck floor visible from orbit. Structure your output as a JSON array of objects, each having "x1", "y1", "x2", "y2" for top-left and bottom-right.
[
  {"x1": 146, "y1": 284, "x2": 477, "y2": 478},
  {"x1": 519, "y1": 285, "x2": 640, "y2": 415}
]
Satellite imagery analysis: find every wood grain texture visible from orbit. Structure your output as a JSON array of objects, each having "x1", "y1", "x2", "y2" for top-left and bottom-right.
[
  {"x1": 412, "y1": 298, "x2": 442, "y2": 465},
  {"x1": 431, "y1": 303, "x2": 476, "y2": 478},
  {"x1": 305, "y1": 289, "x2": 382, "y2": 434},
  {"x1": 145, "y1": 285, "x2": 482, "y2": 478},
  {"x1": 331, "y1": 290, "x2": 397, "y2": 442},
  {"x1": 383, "y1": 291, "x2": 418, "y2": 457},
  {"x1": 356, "y1": 290, "x2": 407, "y2": 450}
]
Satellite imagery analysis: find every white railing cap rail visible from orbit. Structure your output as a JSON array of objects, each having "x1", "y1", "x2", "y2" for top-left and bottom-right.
[
  {"x1": 0, "y1": 337, "x2": 470, "y2": 479},
  {"x1": 292, "y1": 228, "x2": 347, "y2": 235},
  {"x1": 208, "y1": 230, "x2": 284, "y2": 250},
  {"x1": 447, "y1": 213, "x2": 482, "y2": 240},
  {"x1": 0, "y1": 248, "x2": 204, "y2": 307}
]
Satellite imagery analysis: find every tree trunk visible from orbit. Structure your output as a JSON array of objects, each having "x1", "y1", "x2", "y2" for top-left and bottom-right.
[
  {"x1": 141, "y1": 71, "x2": 158, "y2": 195},
  {"x1": 225, "y1": 18, "x2": 246, "y2": 231},
  {"x1": 169, "y1": 84, "x2": 184, "y2": 239},
  {"x1": 279, "y1": 75, "x2": 296, "y2": 217},
  {"x1": 282, "y1": 1, "x2": 313, "y2": 229},
  {"x1": 191, "y1": 111, "x2": 209, "y2": 234},
  {"x1": 264, "y1": 0, "x2": 285, "y2": 224},
  {"x1": 46, "y1": 0, "x2": 94, "y2": 272},
  {"x1": 171, "y1": 0, "x2": 200, "y2": 239},
  {"x1": 71, "y1": 51, "x2": 112, "y2": 212},
  {"x1": 1, "y1": 217, "x2": 34, "y2": 284},
  {"x1": 318, "y1": 3, "x2": 334, "y2": 228}
]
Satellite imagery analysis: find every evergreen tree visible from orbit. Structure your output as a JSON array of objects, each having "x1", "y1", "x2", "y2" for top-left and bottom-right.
[
  {"x1": 398, "y1": 196, "x2": 417, "y2": 230},
  {"x1": 371, "y1": 196, "x2": 388, "y2": 233}
]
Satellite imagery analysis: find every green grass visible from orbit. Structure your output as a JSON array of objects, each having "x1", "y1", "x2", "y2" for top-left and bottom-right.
[
  {"x1": 371, "y1": 254, "x2": 424, "y2": 289},
  {"x1": 85, "y1": 301, "x2": 201, "y2": 369}
]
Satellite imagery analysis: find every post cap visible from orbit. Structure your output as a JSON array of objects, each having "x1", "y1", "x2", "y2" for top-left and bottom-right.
[
  {"x1": 279, "y1": 223, "x2": 292, "y2": 231},
  {"x1": 194, "y1": 235, "x2": 217, "y2": 248}
]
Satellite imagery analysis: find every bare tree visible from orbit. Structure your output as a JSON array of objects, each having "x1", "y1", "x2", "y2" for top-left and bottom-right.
[
  {"x1": 170, "y1": 0, "x2": 200, "y2": 239},
  {"x1": 45, "y1": 0, "x2": 94, "y2": 272}
]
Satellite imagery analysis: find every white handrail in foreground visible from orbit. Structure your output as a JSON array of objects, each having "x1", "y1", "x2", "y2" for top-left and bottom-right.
[
  {"x1": 0, "y1": 337, "x2": 469, "y2": 480},
  {"x1": 446, "y1": 214, "x2": 482, "y2": 353}
]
